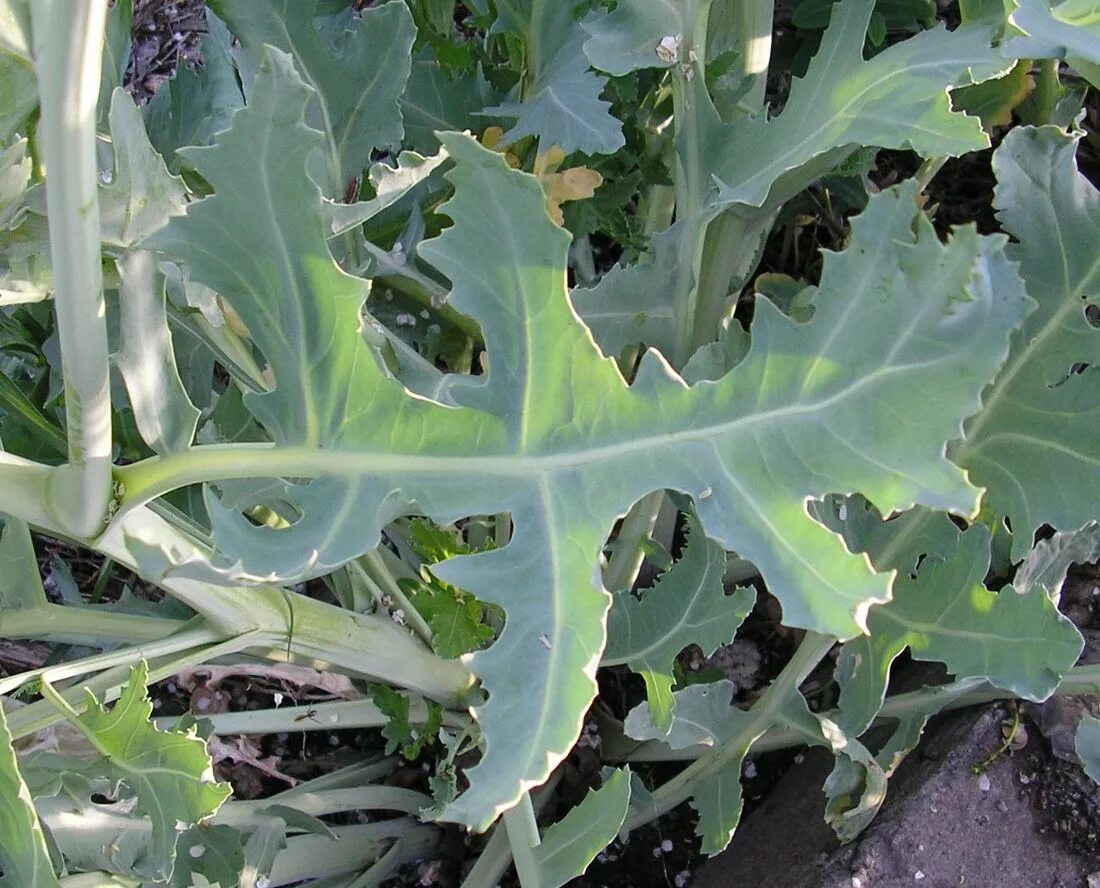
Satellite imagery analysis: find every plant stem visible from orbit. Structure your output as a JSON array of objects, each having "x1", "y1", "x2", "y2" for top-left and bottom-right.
[
  {"x1": 669, "y1": 4, "x2": 710, "y2": 367},
  {"x1": 0, "y1": 603, "x2": 182, "y2": 647},
  {"x1": 31, "y1": 0, "x2": 113, "y2": 539},
  {"x1": 602, "y1": 489, "x2": 664, "y2": 594},
  {"x1": 1033, "y1": 59, "x2": 1060, "y2": 126},
  {"x1": 622, "y1": 631, "x2": 836, "y2": 830},
  {"x1": 617, "y1": 664, "x2": 1100, "y2": 763},
  {"x1": 732, "y1": 0, "x2": 774, "y2": 112},
  {"x1": 503, "y1": 791, "x2": 542, "y2": 888},
  {"x1": 360, "y1": 549, "x2": 434, "y2": 646}
]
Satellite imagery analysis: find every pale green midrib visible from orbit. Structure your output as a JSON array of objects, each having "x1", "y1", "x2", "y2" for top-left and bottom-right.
[
  {"x1": 880, "y1": 608, "x2": 1067, "y2": 647},
  {"x1": 963, "y1": 430, "x2": 1100, "y2": 467},
  {"x1": 119, "y1": 350, "x2": 951, "y2": 500},
  {"x1": 257, "y1": 106, "x2": 320, "y2": 446},
  {"x1": 272, "y1": 2, "x2": 341, "y2": 190}
]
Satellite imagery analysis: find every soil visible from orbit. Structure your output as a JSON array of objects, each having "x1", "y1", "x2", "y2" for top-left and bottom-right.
[{"x1": 3, "y1": 4, "x2": 1098, "y2": 888}]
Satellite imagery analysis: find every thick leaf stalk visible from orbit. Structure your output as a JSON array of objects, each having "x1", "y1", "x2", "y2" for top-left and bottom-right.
[{"x1": 31, "y1": 0, "x2": 113, "y2": 539}]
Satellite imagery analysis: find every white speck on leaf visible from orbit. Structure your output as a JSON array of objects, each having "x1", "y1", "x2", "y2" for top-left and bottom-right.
[
  {"x1": 273, "y1": 692, "x2": 284, "y2": 708},
  {"x1": 699, "y1": 486, "x2": 713, "y2": 500},
  {"x1": 188, "y1": 845, "x2": 205, "y2": 858},
  {"x1": 655, "y1": 35, "x2": 682, "y2": 64},
  {"x1": 395, "y1": 313, "x2": 416, "y2": 327},
  {"x1": 538, "y1": 633, "x2": 552, "y2": 649}
]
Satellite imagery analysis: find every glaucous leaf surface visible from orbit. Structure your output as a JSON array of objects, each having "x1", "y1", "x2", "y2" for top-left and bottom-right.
[
  {"x1": 135, "y1": 41, "x2": 1031, "y2": 829},
  {"x1": 114, "y1": 250, "x2": 200, "y2": 454},
  {"x1": 532, "y1": 768, "x2": 631, "y2": 888},
  {"x1": 604, "y1": 518, "x2": 754, "y2": 731},
  {"x1": 956, "y1": 125, "x2": 1100, "y2": 559},
  {"x1": 100, "y1": 88, "x2": 188, "y2": 250},
  {"x1": 836, "y1": 525, "x2": 1083, "y2": 736},
  {"x1": 58, "y1": 662, "x2": 231, "y2": 881},
  {"x1": 582, "y1": 0, "x2": 683, "y2": 76},
  {"x1": 707, "y1": 0, "x2": 1008, "y2": 210},
  {"x1": 481, "y1": 4, "x2": 624, "y2": 155},
  {"x1": 1077, "y1": 712, "x2": 1100, "y2": 784},
  {"x1": 207, "y1": 0, "x2": 416, "y2": 194},
  {"x1": 1015, "y1": 521, "x2": 1100, "y2": 597},
  {"x1": 0, "y1": 705, "x2": 59, "y2": 887},
  {"x1": 571, "y1": 221, "x2": 685, "y2": 359},
  {"x1": 1004, "y1": 0, "x2": 1100, "y2": 61},
  {"x1": 144, "y1": 10, "x2": 243, "y2": 175}
]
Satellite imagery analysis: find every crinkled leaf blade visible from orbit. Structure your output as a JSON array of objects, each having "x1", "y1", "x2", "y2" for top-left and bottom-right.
[
  {"x1": 66, "y1": 662, "x2": 231, "y2": 881},
  {"x1": 208, "y1": 0, "x2": 415, "y2": 193},
  {"x1": 605, "y1": 518, "x2": 754, "y2": 731},
  {"x1": 837, "y1": 526, "x2": 1082, "y2": 735},
  {"x1": 709, "y1": 0, "x2": 1007, "y2": 210},
  {"x1": 957, "y1": 125, "x2": 1100, "y2": 559}
]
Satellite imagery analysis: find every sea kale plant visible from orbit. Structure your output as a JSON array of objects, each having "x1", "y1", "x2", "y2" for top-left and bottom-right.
[{"x1": 0, "y1": 0, "x2": 1099, "y2": 884}]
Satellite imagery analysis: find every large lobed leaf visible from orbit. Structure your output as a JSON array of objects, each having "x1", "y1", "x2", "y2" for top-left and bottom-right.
[
  {"x1": 140, "y1": 49, "x2": 1030, "y2": 830},
  {"x1": 955, "y1": 125, "x2": 1100, "y2": 559}
]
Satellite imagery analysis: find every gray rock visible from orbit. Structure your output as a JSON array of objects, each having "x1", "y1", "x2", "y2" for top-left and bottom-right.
[{"x1": 692, "y1": 704, "x2": 1099, "y2": 888}]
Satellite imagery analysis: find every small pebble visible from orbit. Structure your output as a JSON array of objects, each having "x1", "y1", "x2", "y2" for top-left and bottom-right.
[
  {"x1": 914, "y1": 872, "x2": 925, "y2": 881},
  {"x1": 978, "y1": 774, "x2": 991, "y2": 792},
  {"x1": 661, "y1": 839, "x2": 673, "y2": 853},
  {"x1": 852, "y1": 878, "x2": 863, "y2": 888},
  {"x1": 743, "y1": 760, "x2": 757, "y2": 779}
]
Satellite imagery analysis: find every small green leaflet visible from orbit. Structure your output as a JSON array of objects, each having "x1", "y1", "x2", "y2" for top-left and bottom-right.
[
  {"x1": 532, "y1": 768, "x2": 631, "y2": 887},
  {"x1": 0, "y1": 703, "x2": 60, "y2": 887},
  {"x1": 43, "y1": 661, "x2": 231, "y2": 882},
  {"x1": 955, "y1": 125, "x2": 1100, "y2": 559},
  {"x1": 604, "y1": 516, "x2": 754, "y2": 731},
  {"x1": 370, "y1": 685, "x2": 444, "y2": 760}
]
